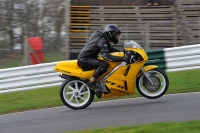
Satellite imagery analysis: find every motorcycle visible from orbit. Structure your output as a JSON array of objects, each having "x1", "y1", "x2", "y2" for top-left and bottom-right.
[{"x1": 54, "y1": 40, "x2": 169, "y2": 110}]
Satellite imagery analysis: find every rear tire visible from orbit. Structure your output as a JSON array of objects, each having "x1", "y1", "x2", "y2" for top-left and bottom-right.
[
  {"x1": 60, "y1": 77, "x2": 94, "y2": 109},
  {"x1": 136, "y1": 68, "x2": 169, "y2": 99}
]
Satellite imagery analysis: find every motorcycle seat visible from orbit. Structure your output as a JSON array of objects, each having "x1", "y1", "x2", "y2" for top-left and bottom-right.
[
  {"x1": 81, "y1": 67, "x2": 94, "y2": 71},
  {"x1": 77, "y1": 62, "x2": 94, "y2": 71}
]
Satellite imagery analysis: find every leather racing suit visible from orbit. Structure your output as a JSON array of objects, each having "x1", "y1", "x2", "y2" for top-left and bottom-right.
[{"x1": 78, "y1": 31, "x2": 123, "y2": 79}]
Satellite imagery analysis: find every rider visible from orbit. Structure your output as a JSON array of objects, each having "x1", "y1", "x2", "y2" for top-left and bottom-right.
[{"x1": 78, "y1": 24, "x2": 131, "y2": 92}]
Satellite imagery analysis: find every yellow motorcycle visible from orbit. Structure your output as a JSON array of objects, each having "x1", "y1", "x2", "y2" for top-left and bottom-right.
[{"x1": 54, "y1": 40, "x2": 169, "y2": 109}]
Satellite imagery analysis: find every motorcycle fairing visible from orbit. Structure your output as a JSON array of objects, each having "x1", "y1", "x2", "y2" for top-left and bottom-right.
[
  {"x1": 103, "y1": 77, "x2": 135, "y2": 98},
  {"x1": 102, "y1": 61, "x2": 146, "y2": 98}
]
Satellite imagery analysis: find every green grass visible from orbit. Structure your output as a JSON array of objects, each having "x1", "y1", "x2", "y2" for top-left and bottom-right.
[
  {"x1": 166, "y1": 69, "x2": 200, "y2": 93},
  {"x1": 0, "y1": 87, "x2": 63, "y2": 114},
  {"x1": 0, "y1": 69, "x2": 200, "y2": 115},
  {"x1": 0, "y1": 56, "x2": 23, "y2": 69},
  {"x1": 0, "y1": 52, "x2": 65, "y2": 69},
  {"x1": 44, "y1": 52, "x2": 65, "y2": 62},
  {"x1": 67, "y1": 120, "x2": 200, "y2": 133}
]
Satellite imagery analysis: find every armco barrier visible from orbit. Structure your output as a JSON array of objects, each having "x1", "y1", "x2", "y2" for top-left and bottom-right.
[
  {"x1": 0, "y1": 62, "x2": 57, "y2": 80},
  {"x1": 146, "y1": 44, "x2": 200, "y2": 71},
  {"x1": 0, "y1": 44, "x2": 200, "y2": 94},
  {"x1": 0, "y1": 62, "x2": 63, "y2": 94}
]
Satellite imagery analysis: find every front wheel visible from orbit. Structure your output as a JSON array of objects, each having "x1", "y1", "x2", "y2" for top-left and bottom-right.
[
  {"x1": 136, "y1": 68, "x2": 169, "y2": 99},
  {"x1": 60, "y1": 77, "x2": 94, "y2": 109}
]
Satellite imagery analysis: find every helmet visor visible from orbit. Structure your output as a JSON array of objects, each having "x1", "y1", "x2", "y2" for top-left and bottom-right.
[
  {"x1": 112, "y1": 32, "x2": 121, "y2": 44},
  {"x1": 116, "y1": 34, "x2": 121, "y2": 41}
]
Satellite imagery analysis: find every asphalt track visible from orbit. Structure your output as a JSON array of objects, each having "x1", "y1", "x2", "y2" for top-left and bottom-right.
[{"x1": 1, "y1": 92, "x2": 200, "y2": 133}]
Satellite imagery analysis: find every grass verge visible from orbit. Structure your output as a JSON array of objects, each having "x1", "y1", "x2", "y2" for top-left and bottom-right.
[{"x1": 67, "y1": 120, "x2": 200, "y2": 133}]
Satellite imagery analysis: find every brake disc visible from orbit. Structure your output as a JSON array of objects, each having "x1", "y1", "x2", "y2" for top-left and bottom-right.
[{"x1": 143, "y1": 76, "x2": 161, "y2": 92}]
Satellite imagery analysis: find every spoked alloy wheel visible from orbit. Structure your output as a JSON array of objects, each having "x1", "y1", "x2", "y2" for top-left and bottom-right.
[
  {"x1": 136, "y1": 68, "x2": 169, "y2": 99},
  {"x1": 60, "y1": 77, "x2": 94, "y2": 109}
]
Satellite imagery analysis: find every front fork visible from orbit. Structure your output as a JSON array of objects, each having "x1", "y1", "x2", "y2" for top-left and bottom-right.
[{"x1": 140, "y1": 67, "x2": 154, "y2": 86}]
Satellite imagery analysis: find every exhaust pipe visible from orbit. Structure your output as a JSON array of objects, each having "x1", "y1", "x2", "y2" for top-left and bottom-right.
[{"x1": 59, "y1": 74, "x2": 69, "y2": 79}]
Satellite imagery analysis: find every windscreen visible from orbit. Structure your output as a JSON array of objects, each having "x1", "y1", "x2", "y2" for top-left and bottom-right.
[{"x1": 124, "y1": 40, "x2": 143, "y2": 49}]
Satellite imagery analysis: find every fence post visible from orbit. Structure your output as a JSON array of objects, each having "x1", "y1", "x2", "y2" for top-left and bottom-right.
[
  {"x1": 183, "y1": 22, "x2": 189, "y2": 45},
  {"x1": 64, "y1": 0, "x2": 71, "y2": 60},
  {"x1": 199, "y1": 14, "x2": 200, "y2": 43},
  {"x1": 145, "y1": 23, "x2": 150, "y2": 50},
  {"x1": 173, "y1": 18, "x2": 178, "y2": 47},
  {"x1": 125, "y1": 25, "x2": 129, "y2": 41},
  {"x1": 20, "y1": 36, "x2": 29, "y2": 66},
  {"x1": 173, "y1": 2, "x2": 178, "y2": 47}
]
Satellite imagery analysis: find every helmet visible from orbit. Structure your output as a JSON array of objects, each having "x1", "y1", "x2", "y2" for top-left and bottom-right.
[{"x1": 103, "y1": 24, "x2": 121, "y2": 45}]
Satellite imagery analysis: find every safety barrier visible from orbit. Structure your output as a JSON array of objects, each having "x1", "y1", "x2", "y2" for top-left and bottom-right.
[
  {"x1": 0, "y1": 44, "x2": 200, "y2": 94},
  {"x1": 0, "y1": 62, "x2": 64, "y2": 94},
  {"x1": 146, "y1": 44, "x2": 200, "y2": 72}
]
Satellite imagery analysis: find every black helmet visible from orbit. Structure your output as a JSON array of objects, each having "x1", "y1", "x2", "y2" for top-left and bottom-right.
[{"x1": 103, "y1": 24, "x2": 121, "y2": 45}]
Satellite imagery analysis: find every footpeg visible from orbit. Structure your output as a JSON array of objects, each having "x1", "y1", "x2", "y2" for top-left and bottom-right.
[{"x1": 96, "y1": 91, "x2": 102, "y2": 98}]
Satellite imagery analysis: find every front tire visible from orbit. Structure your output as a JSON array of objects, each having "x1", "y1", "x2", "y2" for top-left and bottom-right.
[
  {"x1": 60, "y1": 77, "x2": 94, "y2": 109},
  {"x1": 136, "y1": 68, "x2": 169, "y2": 99}
]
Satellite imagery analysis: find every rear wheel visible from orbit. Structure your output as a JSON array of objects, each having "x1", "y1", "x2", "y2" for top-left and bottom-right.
[
  {"x1": 136, "y1": 68, "x2": 169, "y2": 99},
  {"x1": 60, "y1": 77, "x2": 94, "y2": 109}
]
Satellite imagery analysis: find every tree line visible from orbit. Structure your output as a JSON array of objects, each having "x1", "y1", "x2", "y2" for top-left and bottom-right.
[{"x1": 0, "y1": 0, "x2": 66, "y2": 56}]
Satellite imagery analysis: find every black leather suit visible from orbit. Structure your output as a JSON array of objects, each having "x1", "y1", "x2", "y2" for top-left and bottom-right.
[{"x1": 78, "y1": 31, "x2": 123, "y2": 79}]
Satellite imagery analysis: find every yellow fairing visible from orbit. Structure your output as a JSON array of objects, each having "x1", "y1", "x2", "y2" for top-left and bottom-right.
[
  {"x1": 103, "y1": 62, "x2": 145, "y2": 98},
  {"x1": 54, "y1": 60, "x2": 95, "y2": 79},
  {"x1": 102, "y1": 50, "x2": 148, "y2": 98},
  {"x1": 103, "y1": 64, "x2": 158, "y2": 98},
  {"x1": 125, "y1": 48, "x2": 148, "y2": 62}
]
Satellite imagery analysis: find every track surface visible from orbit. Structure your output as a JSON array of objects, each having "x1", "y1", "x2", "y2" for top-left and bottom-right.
[{"x1": 1, "y1": 92, "x2": 200, "y2": 133}]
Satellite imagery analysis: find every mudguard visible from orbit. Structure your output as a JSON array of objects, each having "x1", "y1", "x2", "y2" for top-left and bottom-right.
[
  {"x1": 143, "y1": 65, "x2": 158, "y2": 72},
  {"x1": 136, "y1": 65, "x2": 158, "y2": 77}
]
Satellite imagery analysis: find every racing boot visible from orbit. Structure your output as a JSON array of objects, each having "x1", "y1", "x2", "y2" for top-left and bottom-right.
[{"x1": 87, "y1": 77, "x2": 100, "y2": 92}]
